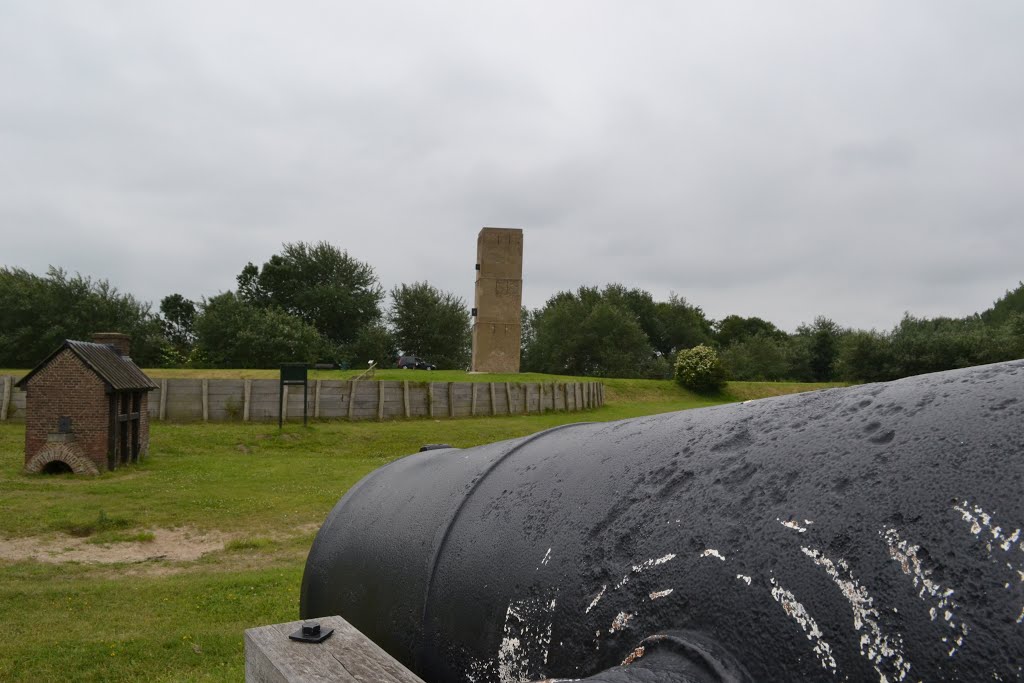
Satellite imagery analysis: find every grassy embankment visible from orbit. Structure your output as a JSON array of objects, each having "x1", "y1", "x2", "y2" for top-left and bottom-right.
[{"x1": 0, "y1": 371, "x2": 841, "y2": 681}]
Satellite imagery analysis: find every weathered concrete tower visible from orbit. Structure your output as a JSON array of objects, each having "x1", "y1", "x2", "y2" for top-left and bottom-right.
[{"x1": 471, "y1": 227, "x2": 523, "y2": 373}]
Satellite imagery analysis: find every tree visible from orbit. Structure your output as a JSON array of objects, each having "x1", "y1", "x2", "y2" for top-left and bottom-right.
[
  {"x1": 388, "y1": 282, "x2": 471, "y2": 369},
  {"x1": 598, "y1": 286, "x2": 713, "y2": 357},
  {"x1": 1001, "y1": 313, "x2": 1024, "y2": 360},
  {"x1": 192, "y1": 292, "x2": 330, "y2": 368},
  {"x1": 719, "y1": 332, "x2": 793, "y2": 381},
  {"x1": 982, "y1": 281, "x2": 1024, "y2": 326},
  {"x1": 159, "y1": 294, "x2": 197, "y2": 364},
  {"x1": 835, "y1": 330, "x2": 897, "y2": 383},
  {"x1": 715, "y1": 315, "x2": 787, "y2": 348},
  {"x1": 0, "y1": 266, "x2": 163, "y2": 367},
  {"x1": 653, "y1": 293, "x2": 714, "y2": 356},
  {"x1": 602, "y1": 285, "x2": 665, "y2": 352},
  {"x1": 888, "y1": 314, "x2": 1005, "y2": 377},
  {"x1": 524, "y1": 286, "x2": 654, "y2": 377},
  {"x1": 520, "y1": 306, "x2": 537, "y2": 368},
  {"x1": 237, "y1": 241, "x2": 384, "y2": 346},
  {"x1": 343, "y1": 322, "x2": 396, "y2": 369},
  {"x1": 795, "y1": 316, "x2": 844, "y2": 382}
]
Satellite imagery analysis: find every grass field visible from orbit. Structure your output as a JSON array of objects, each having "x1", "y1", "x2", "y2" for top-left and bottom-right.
[{"x1": 0, "y1": 374, "x2": 841, "y2": 681}]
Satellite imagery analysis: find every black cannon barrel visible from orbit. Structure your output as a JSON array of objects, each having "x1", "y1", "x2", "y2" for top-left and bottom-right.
[{"x1": 301, "y1": 361, "x2": 1024, "y2": 682}]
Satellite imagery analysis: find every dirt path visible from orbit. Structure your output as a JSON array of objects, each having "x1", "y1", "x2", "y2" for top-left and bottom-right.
[{"x1": 0, "y1": 527, "x2": 232, "y2": 564}]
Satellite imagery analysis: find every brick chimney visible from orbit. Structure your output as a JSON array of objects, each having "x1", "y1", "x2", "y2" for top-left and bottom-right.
[{"x1": 92, "y1": 332, "x2": 131, "y2": 357}]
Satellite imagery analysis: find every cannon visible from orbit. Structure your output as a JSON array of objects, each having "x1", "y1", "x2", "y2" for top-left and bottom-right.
[{"x1": 301, "y1": 360, "x2": 1024, "y2": 682}]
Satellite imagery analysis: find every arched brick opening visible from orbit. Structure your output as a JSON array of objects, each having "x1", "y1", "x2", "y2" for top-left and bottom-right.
[
  {"x1": 42, "y1": 460, "x2": 73, "y2": 474},
  {"x1": 25, "y1": 443, "x2": 100, "y2": 476}
]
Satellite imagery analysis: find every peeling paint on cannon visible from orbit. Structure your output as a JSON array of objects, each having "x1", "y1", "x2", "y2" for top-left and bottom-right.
[{"x1": 300, "y1": 360, "x2": 1024, "y2": 682}]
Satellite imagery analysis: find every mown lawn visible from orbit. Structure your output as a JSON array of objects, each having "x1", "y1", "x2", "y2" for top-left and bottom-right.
[{"x1": 0, "y1": 376, "x2": 838, "y2": 681}]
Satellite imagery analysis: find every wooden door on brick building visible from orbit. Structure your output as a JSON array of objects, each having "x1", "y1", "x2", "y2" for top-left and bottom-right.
[{"x1": 108, "y1": 390, "x2": 143, "y2": 469}]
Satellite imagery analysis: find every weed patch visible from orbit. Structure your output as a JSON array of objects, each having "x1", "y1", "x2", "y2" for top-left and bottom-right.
[
  {"x1": 87, "y1": 530, "x2": 155, "y2": 545},
  {"x1": 54, "y1": 510, "x2": 135, "y2": 538},
  {"x1": 224, "y1": 537, "x2": 275, "y2": 552}
]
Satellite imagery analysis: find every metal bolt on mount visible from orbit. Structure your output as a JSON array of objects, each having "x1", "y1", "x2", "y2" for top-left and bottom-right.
[{"x1": 288, "y1": 620, "x2": 334, "y2": 643}]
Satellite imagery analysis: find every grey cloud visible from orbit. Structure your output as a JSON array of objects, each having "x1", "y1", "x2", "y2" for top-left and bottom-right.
[
  {"x1": 833, "y1": 140, "x2": 917, "y2": 174},
  {"x1": 1, "y1": 1, "x2": 1022, "y2": 335}
]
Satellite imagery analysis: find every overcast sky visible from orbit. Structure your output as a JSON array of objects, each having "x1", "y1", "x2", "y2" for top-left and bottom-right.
[{"x1": 1, "y1": 1, "x2": 1021, "y2": 332}]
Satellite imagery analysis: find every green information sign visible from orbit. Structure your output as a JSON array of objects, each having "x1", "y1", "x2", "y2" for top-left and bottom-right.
[{"x1": 279, "y1": 363, "x2": 309, "y2": 428}]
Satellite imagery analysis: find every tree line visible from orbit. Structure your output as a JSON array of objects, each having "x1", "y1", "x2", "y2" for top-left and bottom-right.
[
  {"x1": 522, "y1": 283, "x2": 1024, "y2": 382},
  {"x1": 1, "y1": 241, "x2": 1022, "y2": 382},
  {"x1": 0, "y1": 242, "x2": 470, "y2": 370}
]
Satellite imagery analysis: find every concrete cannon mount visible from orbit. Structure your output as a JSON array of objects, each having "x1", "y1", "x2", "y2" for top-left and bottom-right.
[{"x1": 302, "y1": 360, "x2": 1024, "y2": 682}]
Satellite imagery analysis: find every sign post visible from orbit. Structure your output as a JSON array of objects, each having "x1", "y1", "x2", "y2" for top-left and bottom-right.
[{"x1": 279, "y1": 363, "x2": 309, "y2": 428}]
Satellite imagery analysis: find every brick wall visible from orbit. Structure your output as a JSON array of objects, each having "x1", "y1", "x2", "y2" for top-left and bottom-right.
[{"x1": 24, "y1": 349, "x2": 110, "y2": 471}]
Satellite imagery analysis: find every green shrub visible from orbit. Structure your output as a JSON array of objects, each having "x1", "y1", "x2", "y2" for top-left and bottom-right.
[{"x1": 674, "y1": 345, "x2": 726, "y2": 394}]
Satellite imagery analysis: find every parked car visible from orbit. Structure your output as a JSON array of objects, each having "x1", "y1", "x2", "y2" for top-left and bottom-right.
[{"x1": 397, "y1": 355, "x2": 436, "y2": 370}]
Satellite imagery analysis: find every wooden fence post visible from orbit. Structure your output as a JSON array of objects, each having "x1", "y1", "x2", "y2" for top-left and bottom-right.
[
  {"x1": 347, "y1": 380, "x2": 357, "y2": 420},
  {"x1": 159, "y1": 379, "x2": 168, "y2": 421},
  {"x1": 0, "y1": 376, "x2": 10, "y2": 422},
  {"x1": 403, "y1": 381, "x2": 410, "y2": 418},
  {"x1": 448, "y1": 383, "x2": 455, "y2": 418},
  {"x1": 489, "y1": 383, "x2": 496, "y2": 416},
  {"x1": 243, "y1": 379, "x2": 251, "y2": 422},
  {"x1": 505, "y1": 382, "x2": 513, "y2": 415},
  {"x1": 538, "y1": 383, "x2": 544, "y2": 414},
  {"x1": 428, "y1": 383, "x2": 434, "y2": 418},
  {"x1": 202, "y1": 379, "x2": 209, "y2": 422},
  {"x1": 377, "y1": 382, "x2": 385, "y2": 421},
  {"x1": 314, "y1": 379, "x2": 322, "y2": 418},
  {"x1": 471, "y1": 384, "x2": 478, "y2": 416},
  {"x1": 281, "y1": 385, "x2": 289, "y2": 422}
]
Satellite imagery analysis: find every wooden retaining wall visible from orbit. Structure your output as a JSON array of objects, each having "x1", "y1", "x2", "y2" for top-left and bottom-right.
[{"x1": 0, "y1": 375, "x2": 605, "y2": 423}]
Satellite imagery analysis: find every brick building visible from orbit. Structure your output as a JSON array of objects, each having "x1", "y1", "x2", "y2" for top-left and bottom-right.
[{"x1": 16, "y1": 333, "x2": 157, "y2": 475}]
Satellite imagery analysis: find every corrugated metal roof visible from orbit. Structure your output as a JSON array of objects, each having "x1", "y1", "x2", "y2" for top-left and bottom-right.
[
  {"x1": 67, "y1": 341, "x2": 158, "y2": 391},
  {"x1": 16, "y1": 340, "x2": 158, "y2": 391}
]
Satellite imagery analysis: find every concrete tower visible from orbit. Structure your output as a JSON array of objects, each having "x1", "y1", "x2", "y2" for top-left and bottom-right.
[{"x1": 471, "y1": 227, "x2": 523, "y2": 373}]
